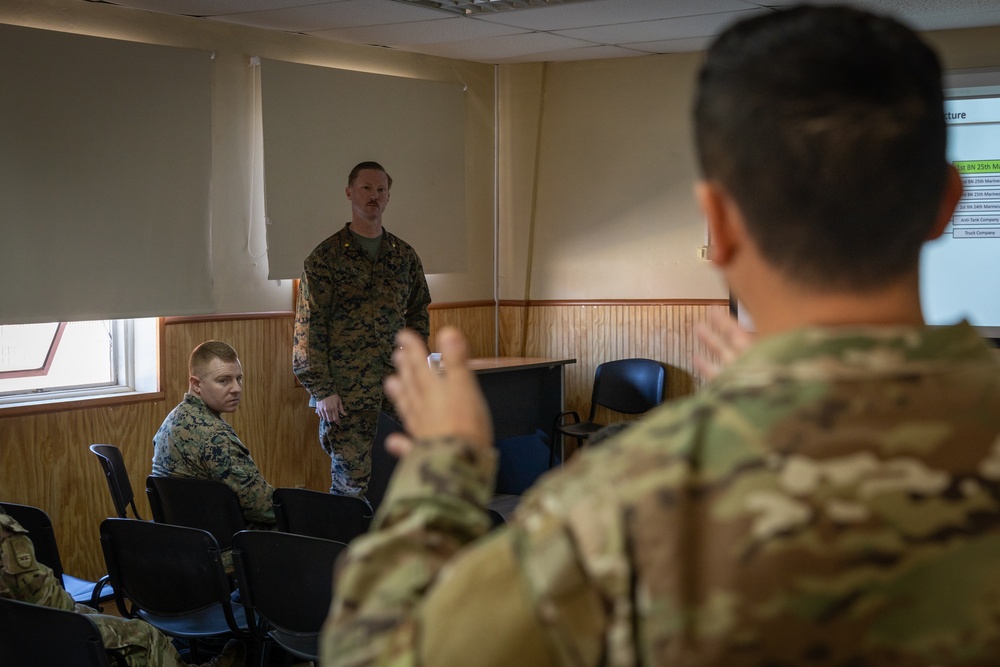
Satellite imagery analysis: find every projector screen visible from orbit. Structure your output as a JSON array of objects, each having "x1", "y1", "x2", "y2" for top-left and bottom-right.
[{"x1": 920, "y1": 67, "x2": 1000, "y2": 340}]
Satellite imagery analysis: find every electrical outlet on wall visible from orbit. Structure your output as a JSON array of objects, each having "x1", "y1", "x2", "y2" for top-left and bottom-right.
[{"x1": 697, "y1": 246, "x2": 710, "y2": 261}]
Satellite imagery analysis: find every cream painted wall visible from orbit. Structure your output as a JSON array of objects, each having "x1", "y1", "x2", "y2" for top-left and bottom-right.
[
  {"x1": 497, "y1": 52, "x2": 727, "y2": 301},
  {"x1": 6, "y1": 0, "x2": 1000, "y2": 310},
  {"x1": 497, "y1": 63, "x2": 545, "y2": 302},
  {"x1": 496, "y1": 24, "x2": 1000, "y2": 303},
  {"x1": 0, "y1": 0, "x2": 497, "y2": 312}
]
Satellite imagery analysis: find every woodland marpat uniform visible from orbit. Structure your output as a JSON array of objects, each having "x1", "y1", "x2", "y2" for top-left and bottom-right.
[
  {"x1": 152, "y1": 393, "x2": 274, "y2": 529},
  {"x1": 293, "y1": 224, "x2": 430, "y2": 495},
  {"x1": 323, "y1": 323, "x2": 1000, "y2": 666}
]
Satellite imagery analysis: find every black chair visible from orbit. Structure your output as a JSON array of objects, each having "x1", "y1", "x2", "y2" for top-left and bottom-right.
[
  {"x1": 146, "y1": 475, "x2": 246, "y2": 553},
  {"x1": 90, "y1": 444, "x2": 144, "y2": 520},
  {"x1": 366, "y1": 411, "x2": 405, "y2": 513},
  {"x1": 232, "y1": 530, "x2": 348, "y2": 666},
  {"x1": 486, "y1": 507, "x2": 506, "y2": 530},
  {"x1": 273, "y1": 487, "x2": 372, "y2": 543},
  {"x1": 0, "y1": 596, "x2": 126, "y2": 666},
  {"x1": 99, "y1": 518, "x2": 249, "y2": 661},
  {"x1": 1, "y1": 502, "x2": 114, "y2": 609},
  {"x1": 553, "y1": 358, "x2": 666, "y2": 465}
]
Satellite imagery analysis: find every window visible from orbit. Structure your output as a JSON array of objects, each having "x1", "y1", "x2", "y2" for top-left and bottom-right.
[{"x1": 0, "y1": 318, "x2": 159, "y2": 409}]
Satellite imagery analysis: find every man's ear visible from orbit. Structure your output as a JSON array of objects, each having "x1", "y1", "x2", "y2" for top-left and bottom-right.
[
  {"x1": 189, "y1": 374, "x2": 202, "y2": 395},
  {"x1": 695, "y1": 180, "x2": 742, "y2": 267},
  {"x1": 345, "y1": 186, "x2": 352, "y2": 200},
  {"x1": 927, "y1": 163, "x2": 964, "y2": 241}
]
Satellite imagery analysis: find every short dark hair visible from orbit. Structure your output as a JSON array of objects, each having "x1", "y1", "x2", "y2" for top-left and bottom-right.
[
  {"x1": 189, "y1": 340, "x2": 238, "y2": 378},
  {"x1": 694, "y1": 6, "x2": 948, "y2": 290},
  {"x1": 348, "y1": 161, "x2": 392, "y2": 189}
]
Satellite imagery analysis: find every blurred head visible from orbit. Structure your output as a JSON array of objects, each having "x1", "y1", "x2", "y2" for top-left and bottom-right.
[
  {"x1": 189, "y1": 341, "x2": 243, "y2": 414},
  {"x1": 694, "y1": 5, "x2": 950, "y2": 291}
]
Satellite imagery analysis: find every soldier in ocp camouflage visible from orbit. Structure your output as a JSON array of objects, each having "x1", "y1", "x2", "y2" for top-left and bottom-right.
[
  {"x1": 293, "y1": 161, "x2": 430, "y2": 497},
  {"x1": 321, "y1": 6, "x2": 1000, "y2": 667},
  {"x1": 0, "y1": 507, "x2": 244, "y2": 667}
]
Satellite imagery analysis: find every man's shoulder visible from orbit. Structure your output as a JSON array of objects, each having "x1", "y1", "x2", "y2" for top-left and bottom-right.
[
  {"x1": 306, "y1": 226, "x2": 351, "y2": 260},
  {"x1": 156, "y1": 395, "x2": 226, "y2": 438}
]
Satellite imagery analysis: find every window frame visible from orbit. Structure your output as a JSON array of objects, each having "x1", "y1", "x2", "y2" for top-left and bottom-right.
[{"x1": 0, "y1": 318, "x2": 165, "y2": 417}]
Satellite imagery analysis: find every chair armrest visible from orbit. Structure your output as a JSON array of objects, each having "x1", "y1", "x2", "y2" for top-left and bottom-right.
[
  {"x1": 553, "y1": 410, "x2": 581, "y2": 430},
  {"x1": 89, "y1": 574, "x2": 113, "y2": 611}
]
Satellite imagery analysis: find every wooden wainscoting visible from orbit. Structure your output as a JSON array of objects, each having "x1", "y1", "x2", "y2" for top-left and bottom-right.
[
  {"x1": 0, "y1": 300, "x2": 725, "y2": 578},
  {"x1": 0, "y1": 314, "x2": 326, "y2": 580},
  {"x1": 499, "y1": 299, "x2": 731, "y2": 428},
  {"x1": 428, "y1": 301, "x2": 497, "y2": 358}
]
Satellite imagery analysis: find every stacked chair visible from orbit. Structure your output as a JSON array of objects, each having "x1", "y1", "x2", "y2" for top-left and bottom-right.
[
  {"x1": 1, "y1": 501, "x2": 114, "y2": 609},
  {"x1": 0, "y1": 596, "x2": 126, "y2": 666},
  {"x1": 145, "y1": 475, "x2": 246, "y2": 554},
  {"x1": 99, "y1": 518, "x2": 250, "y2": 662},
  {"x1": 273, "y1": 487, "x2": 372, "y2": 544},
  {"x1": 90, "y1": 444, "x2": 145, "y2": 520},
  {"x1": 232, "y1": 530, "x2": 348, "y2": 665},
  {"x1": 552, "y1": 357, "x2": 666, "y2": 465}
]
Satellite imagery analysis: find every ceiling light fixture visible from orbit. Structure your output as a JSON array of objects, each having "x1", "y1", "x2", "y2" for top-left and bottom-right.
[{"x1": 389, "y1": 0, "x2": 597, "y2": 16}]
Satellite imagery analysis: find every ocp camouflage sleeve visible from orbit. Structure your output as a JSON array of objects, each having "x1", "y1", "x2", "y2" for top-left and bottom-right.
[
  {"x1": 321, "y1": 322, "x2": 1000, "y2": 667},
  {"x1": 1, "y1": 508, "x2": 192, "y2": 667},
  {"x1": 322, "y1": 436, "x2": 501, "y2": 664},
  {"x1": 152, "y1": 393, "x2": 275, "y2": 528},
  {"x1": 293, "y1": 224, "x2": 431, "y2": 410}
]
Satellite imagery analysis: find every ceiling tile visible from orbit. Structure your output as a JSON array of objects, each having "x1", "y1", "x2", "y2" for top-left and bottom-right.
[
  {"x1": 392, "y1": 30, "x2": 593, "y2": 62},
  {"x1": 309, "y1": 16, "x2": 528, "y2": 45},
  {"x1": 554, "y1": 8, "x2": 766, "y2": 44},
  {"x1": 79, "y1": 0, "x2": 1000, "y2": 63},
  {"x1": 95, "y1": 0, "x2": 334, "y2": 18},
  {"x1": 207, "y1": 0, "x2": 443, "y2": 32},
  {"x1": 473, "y1": 0, "x2": 759, "y2": 31}
]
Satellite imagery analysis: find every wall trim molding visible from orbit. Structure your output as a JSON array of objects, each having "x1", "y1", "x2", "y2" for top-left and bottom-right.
[
  {"x1": 163, "y1": 298, "x2": 729, "y2": 324},
  {"x1": 164, "y1": 311, "x2": 292, "y2": 325},
  {"x1": 498, "y1": 298, "x2": 729, "y2": 307},
  {"x1": 427, "y1": 300, "x2": 495, "y2": 310}
]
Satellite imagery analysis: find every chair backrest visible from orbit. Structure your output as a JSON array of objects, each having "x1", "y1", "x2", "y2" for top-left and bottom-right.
[
  {"x1": 0, "y1": 597, "x2": 117, "y2": 666},
  {"x1": 2, "y1": 502, "x2": 114, "y2": 608},
  {"x1": 90, "y1": 444, "x2": 143, "y2": 520},
  {"x1": 2, "y1": 502, "x2": 67, "y2": 587},
  {"x1": 273, "y1": 488, "x2": 372, "y2": 543},
  {"x1": 146, "y1": 476, "x2": 246, "y2": 551},
  {"x1": 366, "y1": 411, "x2": 405, "y2": 513},
  {"x1": 231, "y1": 530, "x2": 347, "y2": 637},
  {"x1": 486, "y1": 508, "x2": 506, "y2": 530},
  {"x1": 589, "y1": 358, "x2": 666, "y2": 417},
  {"x1": 99, "y1": 518, "x2": 239, "y2": 629}
]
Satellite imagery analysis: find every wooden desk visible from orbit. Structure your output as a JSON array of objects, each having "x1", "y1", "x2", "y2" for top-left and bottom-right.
[{"x1": 468, "y1": 357, "x2": 576, "y2": 440}]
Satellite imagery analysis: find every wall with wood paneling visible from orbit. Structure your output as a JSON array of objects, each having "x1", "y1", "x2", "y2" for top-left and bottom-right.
[
  {"x1": 501, "y1": 300, "x2": 729, "y2": 430},
  {"x1": 428, "y1": 301, "x2": 497, "y2": 358},
  {"x1": 0, "y1": 315, "x2": 324, "y2": 581},
  {"x1": 0, "y1": 303, "x2": 722, "y2": 580}
]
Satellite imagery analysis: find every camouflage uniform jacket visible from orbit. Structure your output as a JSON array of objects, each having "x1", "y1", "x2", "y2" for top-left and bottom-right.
[
  {"x1": 322, "y1": 322, "x2": 1000, "y2": 666},
  {"x1": 152, "y1": 393, "x2": 275, "y2": 528},
  {"x1": 293, "y1": 223, "x2": 431, "y2": 409}
]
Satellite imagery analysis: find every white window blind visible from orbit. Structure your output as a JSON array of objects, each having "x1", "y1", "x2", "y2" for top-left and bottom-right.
[
  {"x1": 0, "y1": 23, "x2": 213, "y2": 324},
  {"x1": 260, "y1": 58, "x2": 467, "y2": 279}
]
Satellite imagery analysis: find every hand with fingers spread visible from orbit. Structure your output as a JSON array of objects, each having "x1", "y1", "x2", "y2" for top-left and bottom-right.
[
  {"x1": 693, "y1": 310, "x2": 755, "y2": 380},
  {"x1": 383, "y1": 326, "x2": 493, "y2": 457}
]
